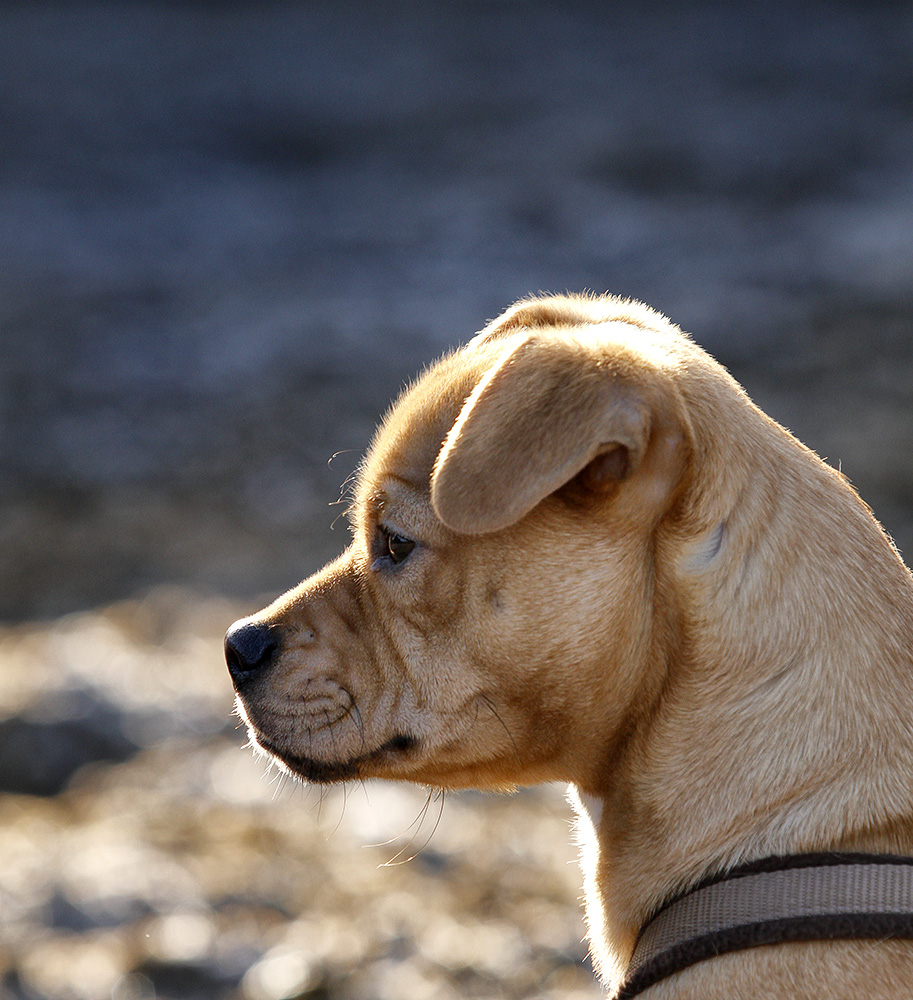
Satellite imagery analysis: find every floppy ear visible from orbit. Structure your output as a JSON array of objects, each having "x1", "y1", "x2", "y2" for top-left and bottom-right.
[{"x1": 430, "y1": 334, "x2": 655, "y2": 534}]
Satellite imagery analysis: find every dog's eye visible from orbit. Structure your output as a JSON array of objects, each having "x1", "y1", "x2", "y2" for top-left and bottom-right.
[
  {"x1": 379, "y1": 527, "x2": 415, "y2": 566},
  {"x1": 386, "y1": 531, "x2": 415, "y2": 564}
]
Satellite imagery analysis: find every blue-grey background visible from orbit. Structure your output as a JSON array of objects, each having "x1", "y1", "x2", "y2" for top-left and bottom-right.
[
  {"x1": 3, "y1": 0, "x2": 912, "y2": 622},
  {"x1": 0, "y1": 5, "x2": 912, "y2": 998}
]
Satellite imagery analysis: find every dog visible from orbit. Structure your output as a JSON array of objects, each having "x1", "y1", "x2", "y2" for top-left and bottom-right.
[{"x1": 225, "y1": 294, "x2": 913, "y2": 997}]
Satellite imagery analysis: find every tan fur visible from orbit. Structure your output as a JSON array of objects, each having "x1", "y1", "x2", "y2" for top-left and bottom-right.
[{"x1": 229, "y1": 294, "x2": 913, "y2": 996}]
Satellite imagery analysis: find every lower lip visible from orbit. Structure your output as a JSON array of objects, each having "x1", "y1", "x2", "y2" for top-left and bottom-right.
[{"x1": 257, "y1": 733, "x2": 417, "y2": 784}]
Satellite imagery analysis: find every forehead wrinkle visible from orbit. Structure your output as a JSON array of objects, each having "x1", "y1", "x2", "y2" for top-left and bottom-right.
[
  {"x1": 381, "y1": 478, "x2": 432, "y2": 526},
  {"x1": 356, "y1": 476, "x2": 445, "y2": 543}
]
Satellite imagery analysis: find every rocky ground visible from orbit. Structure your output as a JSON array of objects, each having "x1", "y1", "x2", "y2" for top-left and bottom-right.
[{"x1": 1, "y1": 2, "x2": 912, "y2": 998}]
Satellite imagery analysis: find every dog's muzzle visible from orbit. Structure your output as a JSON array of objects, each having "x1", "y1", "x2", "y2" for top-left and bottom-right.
[{"x1": 224, "y1": 617, "x2": 419, "y2": 784}]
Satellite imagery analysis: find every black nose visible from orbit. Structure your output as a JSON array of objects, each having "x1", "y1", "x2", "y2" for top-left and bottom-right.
[{"x1": 225, "y1": 620, "x2": 279, "y2": 688}]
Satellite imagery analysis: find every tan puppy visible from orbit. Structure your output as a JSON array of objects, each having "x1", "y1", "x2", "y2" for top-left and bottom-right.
[{"x1": 226, "y1": 294, "x2": 913, "y2": 998}]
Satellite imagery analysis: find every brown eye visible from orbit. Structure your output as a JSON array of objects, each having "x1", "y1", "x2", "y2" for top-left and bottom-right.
[{"x1": 381, "y1": 528, "x2": 415, "y2": 565}]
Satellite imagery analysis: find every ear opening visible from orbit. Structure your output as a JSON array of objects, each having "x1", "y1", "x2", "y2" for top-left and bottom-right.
[
  {"x1": 430, "y1": 335, "x2": 653, "y2": 535},
  {"x1": 574, "y1": 443, "x2": 631, "y2": 493}
]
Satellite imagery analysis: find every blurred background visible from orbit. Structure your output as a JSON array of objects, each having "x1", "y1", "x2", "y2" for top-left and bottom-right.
[{"x1": 1, "y1": 2, "x2": 911, "y2": 998}]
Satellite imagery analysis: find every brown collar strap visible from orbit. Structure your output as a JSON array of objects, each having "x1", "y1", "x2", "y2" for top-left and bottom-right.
[{"x1": 618, "y1": 853, "x2": 913, "y2": 998}]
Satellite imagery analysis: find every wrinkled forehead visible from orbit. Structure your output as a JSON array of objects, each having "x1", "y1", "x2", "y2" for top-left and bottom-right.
[{"x1": 355, "y1": 342, "x2": 502, "y2": 509}]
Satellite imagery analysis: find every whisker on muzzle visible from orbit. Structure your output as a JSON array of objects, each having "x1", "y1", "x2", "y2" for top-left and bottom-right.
[
  {"x1": 478, "y1": 694, "x2": 523, "y2": 769},
  {"x1": 342, "y1": 697, "x2": 368, "y2": 756},
  {"x1": 377, "y1": 787, "x2": 446, "y2": 867},
  {"x1": 326, "y1": 782, "x2": 349, "y2": 838}
]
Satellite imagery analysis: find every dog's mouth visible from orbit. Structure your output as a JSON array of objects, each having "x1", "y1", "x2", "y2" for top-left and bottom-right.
[{"x1": 256, "y1": 732, "x2": 418, "y2": 784}]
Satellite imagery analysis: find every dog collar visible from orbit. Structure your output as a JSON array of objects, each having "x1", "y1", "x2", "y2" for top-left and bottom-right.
[{"x1": 618, "y1": 853, "x2": 913, "y2": 998}]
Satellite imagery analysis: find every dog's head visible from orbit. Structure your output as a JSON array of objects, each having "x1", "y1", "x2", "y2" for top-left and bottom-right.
[{"x1": 226, "y1": 294, "x2": 723, "y2": 793}]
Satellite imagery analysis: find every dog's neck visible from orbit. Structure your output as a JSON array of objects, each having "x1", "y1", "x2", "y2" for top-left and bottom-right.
[{"x1": 570, "y1": 410, "x2": 913, "y2": 991}]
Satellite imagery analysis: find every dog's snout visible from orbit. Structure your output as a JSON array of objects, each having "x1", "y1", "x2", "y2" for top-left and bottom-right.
[{"x1": 225, "y1": 620, "x2": 279, "y2": 688}]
